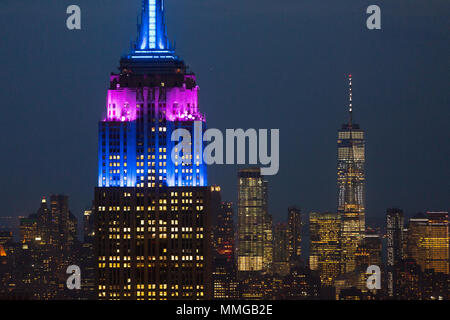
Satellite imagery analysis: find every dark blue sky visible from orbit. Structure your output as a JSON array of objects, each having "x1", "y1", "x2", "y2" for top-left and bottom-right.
[{"x1": 0, "y1": 0, "x2": 448, "y2": 226}]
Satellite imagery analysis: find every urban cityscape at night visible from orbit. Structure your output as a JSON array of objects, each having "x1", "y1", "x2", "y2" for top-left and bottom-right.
[{"x1": 0, "y1": 0, "x2": 448, "y2": 309}]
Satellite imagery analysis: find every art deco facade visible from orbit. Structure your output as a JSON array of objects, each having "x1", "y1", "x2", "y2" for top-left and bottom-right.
[
  {"x1": 94, "y1": 0, "x2": 215, "y2": 300},
  {"x1": 337, "y1": 75, "x2": 365, "y2": 273},
  {"x1": 95, "y1": 187, "x2": 216, "y2": 299}
]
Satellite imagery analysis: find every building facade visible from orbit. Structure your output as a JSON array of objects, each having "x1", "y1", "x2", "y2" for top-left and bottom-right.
[
  {"x1": 212, "y1": 202, "x2": 238, "y2": 299},
  {"x1": 406, "y1": 212, "x2": 449, "y2": 275},
  {"x1": 309, "y1": 212, "x2": 341, "y2": 286},
  {"x1": 237, "y1": 168, "x2": 269, "y2": 276},
  {"x1": 273, "y1": 222, "x2": 290, "y2": 276},
  {"x1": 386, "y1": 208, "x2": 404, "y2": 297},
  {"x1": 287, "y1": 207, "x2": 302, "y2": 261}
]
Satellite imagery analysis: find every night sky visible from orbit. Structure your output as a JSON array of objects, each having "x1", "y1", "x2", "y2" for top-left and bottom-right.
[{"x1": 0, "y1": 0, "x2": 448, "y2": 227}]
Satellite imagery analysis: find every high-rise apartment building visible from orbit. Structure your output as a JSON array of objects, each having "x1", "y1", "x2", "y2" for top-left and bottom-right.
[
  {"x1": 94, "y1": 0, "x2": 216, "y2": 300},
  {"x1": 337, "y1": 75, "x2": 365, "y2": 273}
]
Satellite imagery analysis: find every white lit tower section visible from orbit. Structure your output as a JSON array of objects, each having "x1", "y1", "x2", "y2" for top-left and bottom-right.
[{"x1": 337, "y1": 74, "x2": 366, "y2": 273}]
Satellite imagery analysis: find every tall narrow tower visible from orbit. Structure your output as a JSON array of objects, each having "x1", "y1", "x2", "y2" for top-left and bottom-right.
[
  {"x1": 337, "y1": 75, "x2": 366, "y2": 273},
  {"x1": 386, "y1": 208, "x2": 404, "y2": 297},
  {"x1": 287, "y1": 207, "x2": 302, "y2": 260},
  {"x1": 237, "y1": 168, "x2": 270, "y2": 277},
  {"x1": 95, "y1": 0, "x2": 216, "y2": 300}
]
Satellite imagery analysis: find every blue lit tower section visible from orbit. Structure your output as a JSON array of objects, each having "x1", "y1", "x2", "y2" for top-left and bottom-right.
[
  {"x1": 98, "y1": 0, "x2": 207, "y2": 188},
  {"x1": 136, "y1": 0, "x2": 171, "y2": 52}
]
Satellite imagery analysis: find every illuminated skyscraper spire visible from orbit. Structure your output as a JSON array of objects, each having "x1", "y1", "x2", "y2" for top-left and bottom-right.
[
  {"x1": 348, "y1": 74, "x2": 353, "y2": 126},
  {"x1": 137, "y1": 0, "x2": 170, "y2": 50},
  {"x1": 126, "y1": 0, "x2": 178, "y2": 61}
]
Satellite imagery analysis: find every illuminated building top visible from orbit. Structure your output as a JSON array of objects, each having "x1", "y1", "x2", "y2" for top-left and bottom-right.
[
  {"x1": 121, "y1": 0, "x2": 183, "y2": 72},
  {"x1": 98, "y1": 0, "x2": 207, "y2": 188},
  {"x1": 134, "y1": 0, "x2": 171, "y2": 53}
]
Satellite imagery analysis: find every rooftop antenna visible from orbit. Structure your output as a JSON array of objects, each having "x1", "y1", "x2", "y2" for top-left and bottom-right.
[{"x1": 348, "y1": 74, "x2": 353, "y2": 126}]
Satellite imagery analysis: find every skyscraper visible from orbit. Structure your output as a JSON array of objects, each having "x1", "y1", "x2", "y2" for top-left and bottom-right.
[
  {"x1": 287, "y1": 207, "x2": 302, "y2": 261},
  {"x1": 237, "y1": 168, "x2": 269, "y2": 277},
  {"x1": 263, "y1": 213, "x2": 273, "y2": 273},
  {"x1": 14, "y1": 196, "x2": 79, "y2": 299},
  {"x1": 337, "y1": 75, "x2": 365, "y2": 273},
  {"x1": 273, "y1": 222, "x2": 290, "y2": 276},
  {"x1": 355, "y1": 234, "x2": 382, "y2": 269},
  {"x1": 19, "y1": 216, "x2": 37, "y2": 245},
  {"x1": 386, "y1": 208, "x2": 404, "y2": 297},
  {"x1": 406, "y1": 212, "x2": 449, "y2": 275},
  {"x1": 94, "y1": 0, "x2": 216, "y2": 300},
  {"x1": 309, "y1": 212, "x2": 341, "y2": 286},
  {"x1": 49, "y1": 195, "x2": 78, "y2": 253},
  {"x1": 425, "y1": 212, "x2": 449, "y2": 275},
  {"x1": 212, "y1": 202, "x2": 238, "y2": 299},
  {"x1": 81, "y1": 208, "x2": 96, "y2": 299},
  {"x1": 406, "y1": 213, "x2": 428, "y2": 272}
]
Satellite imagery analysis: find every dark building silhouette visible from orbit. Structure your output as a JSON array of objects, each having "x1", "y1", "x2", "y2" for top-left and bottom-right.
[
  {"x1": 386, "y1": 208, "x2": 404, "y2": 297},
  {"x1": 212, "y1": 202, "x2": 238, "y2": 299},
  {"x1": 287, "y1": 207, "x2": 302, "y2": 263}
]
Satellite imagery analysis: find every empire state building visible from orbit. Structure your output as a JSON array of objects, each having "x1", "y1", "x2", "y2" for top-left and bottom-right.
[
  {"x1": 337, "y1": 75, "x2": 366, "y2": 273},
  {"x1": 94, "y1": 0, "x2": 219, "y2": 300}
]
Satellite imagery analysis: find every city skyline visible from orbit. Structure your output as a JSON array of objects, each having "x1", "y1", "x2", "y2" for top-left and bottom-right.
[
  {"x1": 0, "y1": 1, "x2": 448, "y2": 224},
  {"x1": 0, "y1": 1, "x2": 448, "y2": 301}
]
